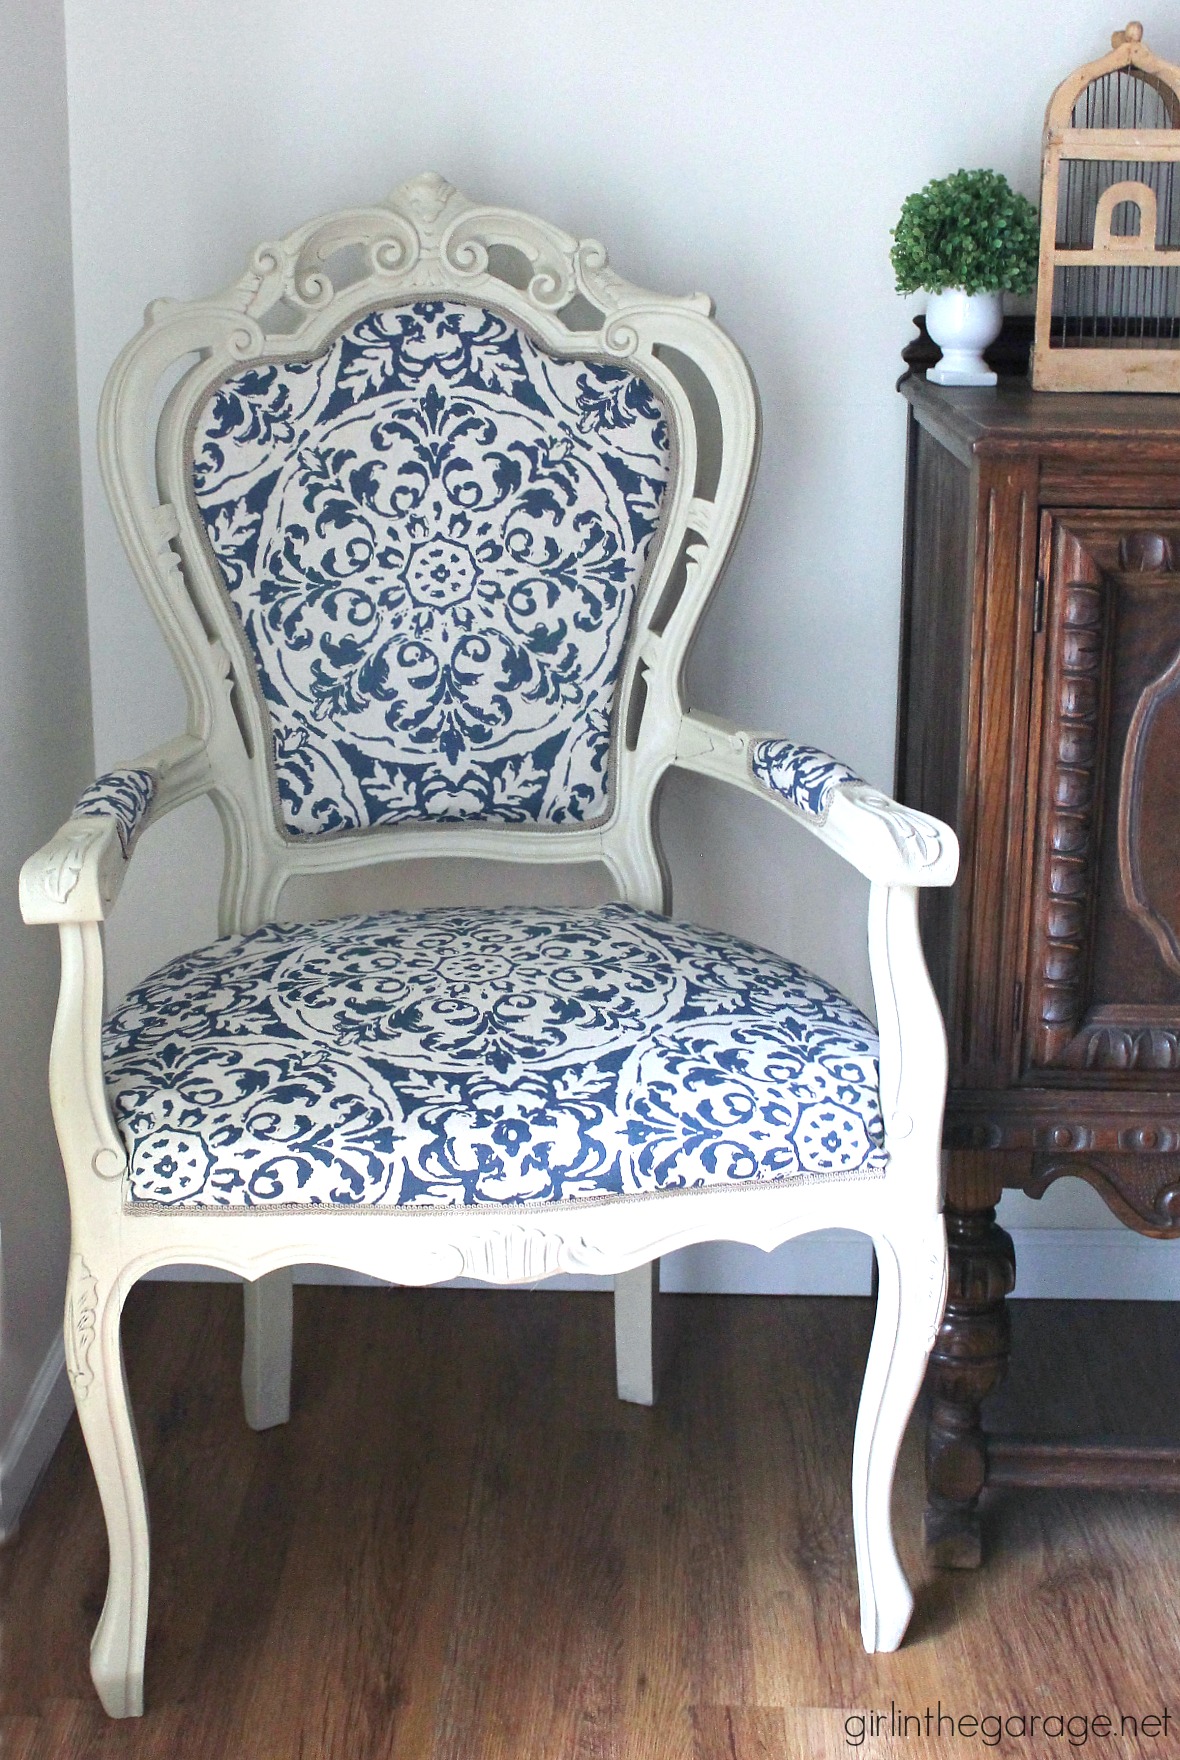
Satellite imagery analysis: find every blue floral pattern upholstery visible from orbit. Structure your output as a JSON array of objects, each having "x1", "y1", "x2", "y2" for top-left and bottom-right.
[
  {"x1": 104, "y1": 903, "x2": 888, "y2": 1210},
  {"x1": 73, "y1": 767, "x2": 157, "y2": 856},
  {"x1": 749, "y1": 739, "x2": 863, "y2": 821},
  {"x1": 190, "y1": 302, "x2": 671, "y2": 837}
]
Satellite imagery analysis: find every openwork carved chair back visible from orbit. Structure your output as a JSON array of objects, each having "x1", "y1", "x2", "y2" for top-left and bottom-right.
[{"x1": 102, "y1": 173, "x2": 757, "y2": 928}]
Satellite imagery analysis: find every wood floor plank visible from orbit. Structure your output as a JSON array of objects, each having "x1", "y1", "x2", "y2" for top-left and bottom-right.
[
  {"x1": 689, "y1": 1705, "x2": 789, "y2": 1759},
  {"x1": 3, "y1": 1286, "x2": 1179, "y2": 1758},
  {"x1": 616, "y1": 1386, "x2": 695, "y2": 1760},
  {"x1": 427, "y1": 1295, "x2": 626, "y2": 1760}
]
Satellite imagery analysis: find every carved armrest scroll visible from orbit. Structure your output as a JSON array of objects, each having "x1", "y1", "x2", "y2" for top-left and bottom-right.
[
  {"x1": 20, "y1": 817, "x2": 126, "y2": 925},
  {"x1": 675, "y1": 712, "x2": 958, "y2": 888},
  {"x1": 20, "y1": 733, "x2": 214, "y2": 924}
]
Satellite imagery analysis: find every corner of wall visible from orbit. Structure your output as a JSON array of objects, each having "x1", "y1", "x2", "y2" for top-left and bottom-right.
[{"x1": 0, "y1": 0, "x2": 93, "y2": 1533}]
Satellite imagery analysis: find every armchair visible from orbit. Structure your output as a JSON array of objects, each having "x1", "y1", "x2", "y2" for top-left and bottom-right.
[{"x1": 21, "y1": 173, "x2": 956, "y2": 1717}]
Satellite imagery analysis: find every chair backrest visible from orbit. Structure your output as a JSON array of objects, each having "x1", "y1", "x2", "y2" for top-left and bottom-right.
[{"x1": 100, "y1": 173, "x2": 759, "y2": 931}]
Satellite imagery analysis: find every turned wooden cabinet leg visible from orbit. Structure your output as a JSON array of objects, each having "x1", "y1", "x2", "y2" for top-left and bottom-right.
[{"x1": 924, "y1": 1205, "x2": 1015, "y2": 1568}]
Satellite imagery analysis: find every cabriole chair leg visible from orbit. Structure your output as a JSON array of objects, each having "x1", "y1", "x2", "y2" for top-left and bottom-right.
[
  {"x1": 851, "y1": 1221, "x2": 948, "y2": 1652},
  {"x1": 68, "y1": 1263, "x2": 150, "y2": 1718},
  {"x1": 242, "y1": 1268, "x2": 294, "y2": 1431}
]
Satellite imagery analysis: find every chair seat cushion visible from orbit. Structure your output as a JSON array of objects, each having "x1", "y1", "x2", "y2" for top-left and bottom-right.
[{"x1": 104, "y1": 903, "x2": 888, "y2": 1210}]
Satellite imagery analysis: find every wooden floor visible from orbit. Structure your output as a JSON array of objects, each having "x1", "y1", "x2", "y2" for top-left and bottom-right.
[{"x1": 2, "y1": 1286, "x2": 1179, "y2": 1758}]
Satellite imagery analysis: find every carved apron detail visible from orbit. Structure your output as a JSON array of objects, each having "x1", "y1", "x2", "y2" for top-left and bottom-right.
[
  {"x1": 461, "y1": 1226, "x2": 568, "y2": 1282},
  {"x1": 65, "y1": 1258, "x2": 99, "y2": 1399}
]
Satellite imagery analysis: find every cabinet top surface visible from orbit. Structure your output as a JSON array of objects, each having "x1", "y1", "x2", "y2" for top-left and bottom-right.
[{"x1": 899, "y1": 371, "x2": 1180, "y2": 449}]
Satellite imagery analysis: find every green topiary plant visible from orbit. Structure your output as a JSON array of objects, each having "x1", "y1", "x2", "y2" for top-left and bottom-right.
[{"x1": 890, "y1": 168, "x2": 1040, "y2": 296}]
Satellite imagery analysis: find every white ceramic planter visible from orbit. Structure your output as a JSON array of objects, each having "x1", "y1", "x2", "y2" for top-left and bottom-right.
[{"x1": 925, "y1": 289, "x2": 1002, "y2": 387}]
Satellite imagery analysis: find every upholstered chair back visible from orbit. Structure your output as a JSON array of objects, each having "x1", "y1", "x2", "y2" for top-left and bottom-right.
[
  {"x1": 191, "y1": 301, "x2": 671, "y2": 837},
  {"x1": 101, "y1": 175, "x2": 758, "y2": 930}
]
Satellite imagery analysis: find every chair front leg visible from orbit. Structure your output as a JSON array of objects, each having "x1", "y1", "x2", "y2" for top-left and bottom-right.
[
  {"x1": 613, "y1": 1260, "x2": 658, "y2": 1406},
  {"x1": 241, "y1": 1268, "x2": 293, "y2": 1431},
  {"x1": 851, "y1": 1219, "x2": 948, "y2": 1652},
  {"x1": 66, "y1": 1258, "x2": 150, "y2": 1717}
]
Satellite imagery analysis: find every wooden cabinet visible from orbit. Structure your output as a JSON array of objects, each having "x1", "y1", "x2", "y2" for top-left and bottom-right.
[{"x1": 897, "y1": 366, "x2": 1180, "y2": 1567}]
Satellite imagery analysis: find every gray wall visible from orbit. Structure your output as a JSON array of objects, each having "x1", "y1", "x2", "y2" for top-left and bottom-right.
[{"x1": 0, "y1": 0, "x2": 93, "y2": 1533}]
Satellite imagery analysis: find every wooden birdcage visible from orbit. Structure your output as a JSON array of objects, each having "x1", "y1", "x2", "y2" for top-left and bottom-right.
[{"x1": 1032, "y1": 21, "x2": 1180, "y2": 391}]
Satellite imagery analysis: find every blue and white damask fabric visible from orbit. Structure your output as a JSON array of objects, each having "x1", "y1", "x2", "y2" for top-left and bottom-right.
[
  {"x1": 73, "y1": 767, "x2": 157, "y2": 856},
  {"x1": 191, "y1": 302, "x2": 671, "y2": 837},
  {"x1": 749, "y1": 739, "x2": 863, "y2": 822},
  {"x1": 104, "y1": 903, "x2": 887, "y2": 1211}
]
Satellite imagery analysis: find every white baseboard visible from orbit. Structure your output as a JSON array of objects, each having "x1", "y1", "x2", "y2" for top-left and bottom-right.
[
  {"x1": 660, "y1": 1230, "x2": 873, "y2": 1294},
  {"x1": 1006, "y1": 1226, "x2": 1180, "y2": 1300},
  {"x1": 145, "y1": 1225, "x2": 1180, "y2": 1300},
  {"x1": 659, "y1": 1228, "x2": 1180, "y2": 1300},
  {"x1": 0, "y1": 1332, "x2": 75, "y2": 1544}
]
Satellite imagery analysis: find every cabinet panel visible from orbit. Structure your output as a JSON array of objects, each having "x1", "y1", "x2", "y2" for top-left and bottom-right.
[
  {"x1": 897, "y1": 422, "x2": 973, "y2": 1029},
  {"x1": 1023, "y1": 513, "x2": 1180, "y2": 1079}
]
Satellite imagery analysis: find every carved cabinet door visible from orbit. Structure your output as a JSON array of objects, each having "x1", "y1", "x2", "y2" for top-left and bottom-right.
[{"x1": 1023, "y1": 513, "x2": 1180, "y2": 1101}]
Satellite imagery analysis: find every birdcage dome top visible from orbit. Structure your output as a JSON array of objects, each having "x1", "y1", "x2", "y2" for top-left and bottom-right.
[{"x1": 1046, "y1": 22, "x2": 1180, "y2": 138}]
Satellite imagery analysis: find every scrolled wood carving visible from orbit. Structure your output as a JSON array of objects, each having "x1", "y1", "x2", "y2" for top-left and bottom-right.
[
  {"x1": 460, "y1": 1225, "x2": 573, "y2": 1283},
  {"x1": 442, "y1": 203, "x2": 578, "y2": 309},
  {"x1": 21, "y1": 820, "x2": 109, "y2": 916},
  {"x1": 575, "y1": 238, "x2": 711, "y2": 321},
  {"x1": 41, "y1": 832, "x2": 96, "y2": 905},
  {"x1": 65, "y1": 1257, "x2": 99, "y2": 1399},
  {"x1": 1027, "y1": 1152, "x2": 1180, "y2": 1236},
  {"x1": 400, "y1": 170, "x2": 462, "y2": 234},
  {"x1": 839, "y1": 785, "x2": 949, "y2": 872}
]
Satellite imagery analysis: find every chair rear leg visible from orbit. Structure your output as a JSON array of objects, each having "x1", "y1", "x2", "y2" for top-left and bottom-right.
[
  {"x1": 67, "y1": 1258, "x2": 149, "y2": 1717},
  {"x1": 851, "y1": 1220, "x2": 948, "y2": 1652},
  {"x1": 614, "y1": 1260, "x2": 657, "y2": 1406},
  {"x1": 242, "y1": 1268, "x2": 293, "y2": 1430}
]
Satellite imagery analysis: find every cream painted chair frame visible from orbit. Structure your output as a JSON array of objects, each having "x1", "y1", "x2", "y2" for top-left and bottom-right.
[{"x1": 21, "y1": 174, "x2": 957, "y2": 1717}]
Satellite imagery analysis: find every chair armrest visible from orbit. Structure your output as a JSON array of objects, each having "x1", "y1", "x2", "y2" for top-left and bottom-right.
[
  {"x1": 72, "y1": 767, "x2": 157, "y2": 857},
  {"x1": 20, "y1": 733, "x2": 214, "y2": 924},
  {"x1": 673, "y1": 712, "x2": 958, "y2": 888}
]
